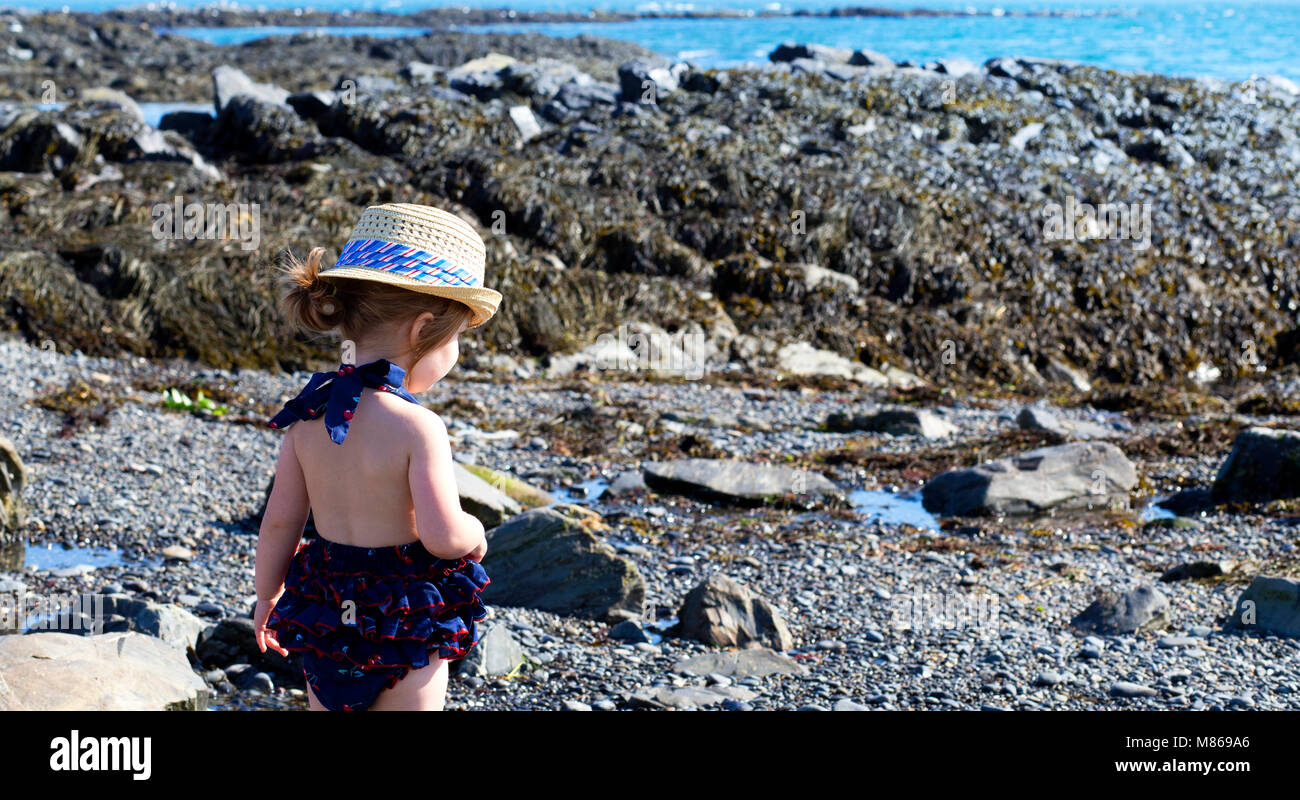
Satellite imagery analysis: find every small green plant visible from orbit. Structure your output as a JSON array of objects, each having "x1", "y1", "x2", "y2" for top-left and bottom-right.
[{"x1": 161, "y1": 387, "x2": 229, "y2": 417}]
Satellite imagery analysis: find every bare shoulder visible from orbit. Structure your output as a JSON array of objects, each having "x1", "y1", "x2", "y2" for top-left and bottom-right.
[{"x1": 372, "y1": 391, "x2": 447, "y2": 443}]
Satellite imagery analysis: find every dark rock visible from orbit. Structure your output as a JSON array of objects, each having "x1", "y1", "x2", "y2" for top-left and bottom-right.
[
  {"x1": 1226, "y1": 576, "x2": 1300, "y2": 637},
  {"x1": 1070, "y1": 585, "x2": 1169, "y2": 635},
  {"x1": 158, "y1": 110, "x2": 214, "y2": 140},
  {"x1": 922, "y1": 442, "x2": 1137, "y2": 516},
  {"x1": 554, "y1": 79, "x2": 619, "y2": 110},
  {"x1": 825, "y1": 407, "x2": 957, "y2": 439},
  {"x1": 286, "y1": 90, "x2": 338, "y2": 120},
  {"x1": 481, "y1": 505, "x2": 644, "y2": 621},
  {"x1": 617, "y1": 58, "x2": 686, "y2": 103},
  {"x1": 212, "y1": 95, "x2": 321, "y2": 163},
  {"x1": 1212, "y1": 427, "x2": 1300, "y2": 504},
  {"x1": 194, "y1": 617, "x2": 299, "y2": 676},
  {"x1": 769, "y1": 43, "x2": 853, "y2": 64},
  {"x1": 607, "y1": 619, "x2": 651, "y2": 643},
  {"x1": 1160, "y1": 560, "x2": 1233, "y2": 582},
  {"x1": 848, "y1": 48, "x2": 894, "y2": 68},
  {"x1": 677, "y1": 573, "x2": 794, "y2": 651}
]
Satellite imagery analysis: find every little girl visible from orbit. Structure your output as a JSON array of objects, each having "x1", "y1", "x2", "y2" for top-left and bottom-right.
[{"x1": 252, "y1": 203, "x2": 503, "y2": 711}]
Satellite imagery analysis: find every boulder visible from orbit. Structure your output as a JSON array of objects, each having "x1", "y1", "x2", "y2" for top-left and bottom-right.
[
  {"x1": 677, "y1": 573, "x2": 795, "y2": 651},
  {"x1": 194, "y1": 616, "x2": 298, "y2": 676},
  {"x1": 457, "y1": 463, "x2": 553, "y2": 508},
  {"x1": 1211, "y1": 427, "x2": 1300, "y2": 504},
  {"x1": 499, "y1": 58, "x2": 591, "y2": 99},
  {"x1": 1016, "y1": 405, "x2": 1120, "y2": 440},
  {"x1": 769, "y1": 43, "x2": 854, "y2": 64},
  {"x1": 0, "y1": 112, "x2": 83, "y2": 174},
  {"x1": 482, "y1": 504, "x2": 644, "y2": 621},
  {"x1": 921, "y1": 441, "x2": 1137, "y2": 516},
  {"x1": 447, "y1": 52, "x2": 518, "y2": 100},
  {"x1": 452, "y1": 623, "x2": 524, "y2": 678},
  {"x1": 1070, "y1": 585, "x2": 1169, "y2": 635},
  {"x1": 0, "y1": 436, "x2": 25, "y2": 537},
  {"x1": 617, "y1": 58, "x2": 687, "y2": 103},
  {"x1": 849, "y1": 48, "x2": 895, "y2": 68},
  {"x1": 642, "y1": 458, "x2": 840, "y2": 506},
  {"x1": 77, "y1": 87, "x2": 144, "y2": 123},
  {"x1": 554, "y1": 80, "x2": 619, "y2": 111},
  {"x1": 0, "y1": 632, "x2": 208, "y2": 710},
  {"x1": 211, "y1": 64, "x2": 290, "y2": 114},
  {"x1": 453, "y1": 461, "x2": 523, "y2": 529},
  {"x1": 1227, "y1": 576, "x2": 1300, "y2": 637},
  {"x1": 99, "y1": 595, "x2": 206, "y2": 650},
  {"x1": 775, "y1": 342, "x2": 888, "y2": 385},
  {"x1": 212, "y1": 95, "x2": 320, "y2": 163},
  {"x1": 825, "y1": 408, "x2": 957, "y2": 439}
]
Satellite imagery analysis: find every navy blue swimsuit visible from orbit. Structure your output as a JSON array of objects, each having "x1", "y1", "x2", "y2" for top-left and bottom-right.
[{"x1": 264, "y1": 360, "x2": 490, "y2": 711}]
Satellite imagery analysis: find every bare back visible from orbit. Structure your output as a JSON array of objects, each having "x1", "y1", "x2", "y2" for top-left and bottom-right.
[{"x1": 289, "y1": 388, "x2": 428, "y2": 547}]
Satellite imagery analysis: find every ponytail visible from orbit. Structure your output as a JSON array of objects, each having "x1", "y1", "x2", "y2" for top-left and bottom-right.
[{"x1": 278, "y1": 247, "x2": 347, "y2": 333}]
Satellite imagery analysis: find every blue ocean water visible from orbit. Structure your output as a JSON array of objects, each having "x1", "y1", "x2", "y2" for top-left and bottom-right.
[
  {"x1": 156, "y1": 23, "x2": 430, "y2": 44},
  {"x1": 9, "y1": 1, "x2": 1300, "y2": 82}
]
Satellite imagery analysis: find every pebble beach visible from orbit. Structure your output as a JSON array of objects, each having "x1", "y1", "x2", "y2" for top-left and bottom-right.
[{"x1": 4, "y1": 332, "x2": 1299, "y2": 711}]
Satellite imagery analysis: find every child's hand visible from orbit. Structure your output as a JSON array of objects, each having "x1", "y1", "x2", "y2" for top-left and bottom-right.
[{"x1": 254, "y1": 598, "x2": 289, "y2": 657}]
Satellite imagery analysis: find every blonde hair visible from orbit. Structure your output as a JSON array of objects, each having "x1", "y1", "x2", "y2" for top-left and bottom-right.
[{"x1": 278, "y1": 247, "x2": 474, "y2": 369}]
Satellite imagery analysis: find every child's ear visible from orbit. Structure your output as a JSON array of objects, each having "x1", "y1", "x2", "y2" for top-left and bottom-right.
[{"x1": 409, "y1": 311, "x2": 435, "y2": 348}]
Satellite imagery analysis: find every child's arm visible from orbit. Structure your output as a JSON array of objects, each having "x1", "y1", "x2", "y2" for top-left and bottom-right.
[
  {"x1": 253, "y1": 430, "x2": 311, "y2": 655},
  {"x1": 408, "y1": 409, "x2": 487, "y2": 560}
]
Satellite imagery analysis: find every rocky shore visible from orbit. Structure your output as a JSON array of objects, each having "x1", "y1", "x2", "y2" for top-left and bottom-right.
[
  {"x1": 1, "y1": 12, "x2": 1296, "y2": 399},
  {"x1": 1, "y1": 13, "x2": 1299, "y2": 711},
  {"x1": 1, "y1": 329, "x2": 1299, "y2": 711}
]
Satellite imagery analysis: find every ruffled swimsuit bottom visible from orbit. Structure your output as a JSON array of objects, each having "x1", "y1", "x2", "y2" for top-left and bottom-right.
[{"x1": 267, "y1": 536, "x2": 491, "y2": 711}]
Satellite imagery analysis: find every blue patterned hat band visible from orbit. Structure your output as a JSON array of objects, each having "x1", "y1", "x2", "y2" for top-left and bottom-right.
[{"x1": 317, "y1": 203, "x2": 502, "y2": 329}]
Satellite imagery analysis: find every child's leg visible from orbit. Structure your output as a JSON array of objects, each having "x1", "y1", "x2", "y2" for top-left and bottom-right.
[
  {"x1": 305, "y1": 682, "x2": 327, "y2": 711},
  {"x1": 368, "y1": 658, "x2": 450, "y2": 711}
]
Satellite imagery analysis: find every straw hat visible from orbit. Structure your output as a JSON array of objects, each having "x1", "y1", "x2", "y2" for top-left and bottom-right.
[{"x1": 320, "y1": 203, "x2": 502, "y2": 328}]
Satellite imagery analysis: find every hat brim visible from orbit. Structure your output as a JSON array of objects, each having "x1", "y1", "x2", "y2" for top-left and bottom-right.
[{"x1": 318, "y1": 265, "x2": 502, "y2": 329}]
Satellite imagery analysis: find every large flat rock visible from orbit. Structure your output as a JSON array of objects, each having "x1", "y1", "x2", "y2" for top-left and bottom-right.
[
  {"x1": 453, "y1": 461, "x2": 523, "y2": 529},
  {"x1": 0, "y1": 632, "x2": 208, "y2": 710},
  {"x1": 921, "y1": 441, "x2": 1137, "y2": 516},
  {"x1": 643, "y1": 458, "x2": 840, "y2": 506},
  {"x1": 673, "y1": 648, "x2": 808, "y2": 678}
]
